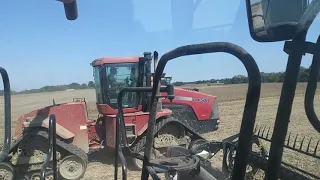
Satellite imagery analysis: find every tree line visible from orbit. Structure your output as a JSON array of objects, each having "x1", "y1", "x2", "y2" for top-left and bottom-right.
[
  {"x1": 0, "y1": 66, "x2": 316, "y2": 96},
  {"x1": 173, "y1": 66, "x2": 314, "y2": 86},
  {"x1": 0, "y1": 81, "x2": 95, "y2": 96}
]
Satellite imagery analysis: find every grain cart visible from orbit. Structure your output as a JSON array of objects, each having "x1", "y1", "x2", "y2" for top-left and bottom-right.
[{"x1": 162, "y1": 0, "x2": 320, "y2": 180}]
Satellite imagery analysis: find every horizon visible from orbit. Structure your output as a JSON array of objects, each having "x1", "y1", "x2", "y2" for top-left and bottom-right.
[
  {"x1": 0, "y1": 1, "x2": 319, "y2": 91},
  {"x1": 13, "y1": 65, "x2": 311, "y2": 92}
]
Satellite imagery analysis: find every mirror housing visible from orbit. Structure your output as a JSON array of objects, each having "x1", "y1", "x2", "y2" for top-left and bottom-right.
[
  {"x1": 246, "y1": 0, "x2": 320, "y2": 42},
  {"x1": 57, "y1": 0, "x2": 78, "y2": 20}
]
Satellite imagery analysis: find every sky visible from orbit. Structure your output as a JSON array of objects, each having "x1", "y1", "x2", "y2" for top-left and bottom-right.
[{"x1": 0, "y1": 0, "x2": 319, "y2": 91}]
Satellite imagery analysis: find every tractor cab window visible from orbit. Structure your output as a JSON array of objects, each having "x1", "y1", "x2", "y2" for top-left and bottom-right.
[
  {"x1": 105, "y1": 63, "x2": 139, "y2": 108},
  {"x1": 164, "y1": 77, "x2": 172, "y2": 84},
  {"x1": 93, "y1": 67, "x2": 103, "y2": 104},
  {"x1": 160, "y1": 77, "x2": 172, "y2": 86}
]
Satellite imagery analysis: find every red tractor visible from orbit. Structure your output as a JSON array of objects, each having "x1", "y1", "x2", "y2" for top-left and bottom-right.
[{"x1": 8, "y1": 52, "x2": 219, "y2": 179}]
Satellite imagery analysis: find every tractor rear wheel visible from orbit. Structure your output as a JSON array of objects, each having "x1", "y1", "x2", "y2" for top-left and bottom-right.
[
  {"x1": 58, "y1": 155, "x2": 86, "y2": 180},
  {"x1": 0, "y1": 162, "x2": 15, "y2": 180},
  {"x1": 9, "y1": 129, "x2": 88, "y2": 180},
  {"x1": 29, "y1": 171, "x2": 54, "y2": 180},
  {"x1": 130, "y1": 119, "x2": 188, "y2": 170}
]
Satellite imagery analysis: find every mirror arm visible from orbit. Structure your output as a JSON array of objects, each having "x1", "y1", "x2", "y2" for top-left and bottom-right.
[{"x1": 283, "y1": 39, "x2": 315, "y2": 55}]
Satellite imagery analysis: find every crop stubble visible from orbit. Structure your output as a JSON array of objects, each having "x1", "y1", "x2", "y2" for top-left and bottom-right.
[{"x1": 0, "y1": 83, "x2": 319, "y2": 179}]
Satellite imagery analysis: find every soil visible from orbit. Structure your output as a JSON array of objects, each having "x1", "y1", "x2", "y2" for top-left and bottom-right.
[{"x1": 0, "y1": 83, "x2": 319, "y2": 179}]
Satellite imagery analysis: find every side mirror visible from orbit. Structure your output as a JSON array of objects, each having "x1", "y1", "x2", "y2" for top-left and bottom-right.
[
  {"x1": 245, "y1": 0, "x2": 320, "y2": 42},
  {"x1": 57, "y1": 0, "x2": 78, "y2": 20}
]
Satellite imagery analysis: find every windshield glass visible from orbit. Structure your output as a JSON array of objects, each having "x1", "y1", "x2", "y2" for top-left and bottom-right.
[
  {"x1": 93, "y1": 66, "x2": 102, "y2": 104},
  {"x1": 162, "y1": 77, "x2": 172, "y2": 85},
  {"x1": 105, "y1": 63, "x2": 139, "y2": 108},
  {"x1": 1, "y1": 1, "x2": 320, "y2": 179}
]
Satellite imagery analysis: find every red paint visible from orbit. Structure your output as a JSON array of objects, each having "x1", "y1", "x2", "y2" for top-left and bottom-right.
[
  {"x1": 162, "y1": 87, "x2": 217, "y2": 120},
  {"x1": 14, "y1": 101, "x2": 92, "y2": 153},
  {"x1": 14, "y1": 85, "x2": 216, "y2": 153},
  {"x1": 105, "y1": 109, "x2": 172, "y2": 148},
  {"x1": 92, "y1": 56, "x2": 140, "y2": 66},
  {"x1": 97, "y1": 103, "x2": 143, "y2": 115}
]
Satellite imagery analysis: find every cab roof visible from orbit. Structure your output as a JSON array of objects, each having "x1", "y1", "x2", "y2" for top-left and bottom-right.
[{"x1": 91, "y1": 56, "x2": 141, "y2": 66}]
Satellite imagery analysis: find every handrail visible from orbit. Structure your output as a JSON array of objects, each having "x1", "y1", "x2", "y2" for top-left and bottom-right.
[
  {"x1": 142, "y1": 42, "x2": 261, "y2": 180},
  {"x1": 0, "y1": 67, "x2": 11, "y2": 163},
  {"x1": 40, "y1": 114, "x2": 58, "y2": 180}
]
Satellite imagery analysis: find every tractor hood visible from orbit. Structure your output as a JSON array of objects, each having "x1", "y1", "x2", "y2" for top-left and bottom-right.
[{"x1": 161, "y1": 87, "x2": 217, "y2": 121}]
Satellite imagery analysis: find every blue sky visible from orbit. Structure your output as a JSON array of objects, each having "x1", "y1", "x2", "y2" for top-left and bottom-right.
[{"x1": 0, "y1": 0, "x2": 319, "y2": 91}]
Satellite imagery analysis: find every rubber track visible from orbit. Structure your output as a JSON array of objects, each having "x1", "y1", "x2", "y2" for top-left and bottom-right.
[
  {"x1": 132, "y1": 116, "x2": 205, "y2": 153},
  {"x1": 35, "y1": 130, "x2": 88, "y2": 168}
]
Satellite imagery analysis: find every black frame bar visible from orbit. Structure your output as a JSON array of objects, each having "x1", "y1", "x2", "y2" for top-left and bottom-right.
[
  {"x1": 141, "y1": 42, "x2": 261, "y2": 180},
  {"x1": 40, "y1": 114, "x2": 58, "y2": 180},
  {"x1": 265, "y1": 33, "x2": 320, "y2": 179},
  {"x1": 304, "y1": 36, "x2": 320, "y2": 133},
  {"x1": 264, "y1": 32, "x2": 308, "y2": 179},
  {"x1": 0, "y1": 67, "x2": 11, "y2": 163},
  {"x1": 115, "y1": 86, "x2": 173, "y2": 180}
]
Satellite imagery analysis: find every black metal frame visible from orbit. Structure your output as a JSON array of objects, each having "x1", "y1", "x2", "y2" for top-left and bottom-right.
[
  {"x1": 115, "y1": 86, "x2": 174, "y2": 180},
  {"x1": 0, "y1": 67, "x2": 11, "y2": 163},
  {"x1": 141, "y1": 42, "x2": 261, "y2": 180},
  {"x1": 264, "y1": 32, "x2": 307, "y2": 179},
  {"x1": 58, "y1": 0, "x2": 78, "y2": 20},
  {"x1": 264, "y1": 34, "x2": 320, "y2": 179},
  {"x1": 40, "y1": 114, "x2": 58, "y2": 180},
  {"x1": 304, "y1": 36, "x2": 320, "y2": 133},
  {"x1": 159, "y1": 36, "x2": 320, "y2": 180}
]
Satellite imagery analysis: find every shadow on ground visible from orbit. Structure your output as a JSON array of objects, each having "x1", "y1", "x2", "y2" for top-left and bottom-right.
[{"x1": 87, "y1": 147, "x2": 139, "y2": 171}]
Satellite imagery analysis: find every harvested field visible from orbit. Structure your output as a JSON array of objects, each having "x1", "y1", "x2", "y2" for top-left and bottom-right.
[{"x1": 0, "y1": 83, "x2": 319, "y2": 179}]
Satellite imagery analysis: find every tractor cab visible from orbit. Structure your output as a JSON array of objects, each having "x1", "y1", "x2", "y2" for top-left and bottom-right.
[
  {"x1": 163, "y1": 76, "x2": 172, "y2": 85},
  {"x1": 151, "y1": 73, "x2": 171, "y2": 86},
  {"x1": 91, "y1": 56, "x2": 149, "y2": 115}
]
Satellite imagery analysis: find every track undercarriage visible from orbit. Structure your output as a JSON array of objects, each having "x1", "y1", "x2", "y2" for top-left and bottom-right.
[
  {"x1": 4, "y1": 129, "x2": 88, "y2": 180},
  {"x1": 129, "y1": 116, "x2": 204, "y2": 170}
]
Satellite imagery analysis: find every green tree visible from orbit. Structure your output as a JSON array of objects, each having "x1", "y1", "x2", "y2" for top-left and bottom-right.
[
  {"x1": 88, "y1": 81, "x2": 95, "y2": 88},
  {"x1": 81, "y1": 83, "x2": 88, "y2": 89}
]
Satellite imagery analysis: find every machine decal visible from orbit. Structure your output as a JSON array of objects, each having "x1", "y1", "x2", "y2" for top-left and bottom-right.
[
  {"x1": 80, "y1": 125, "x2": 87, "y2": 130},
  {"x1": 174, "y1": 96, "x2": 193, "y2": 101},
  {"x1": 192, "y1": 98, "x2": 209, "y2": 103},
  {"x1": 174, "y1": 96, "x2": 210, "y2": 103}
]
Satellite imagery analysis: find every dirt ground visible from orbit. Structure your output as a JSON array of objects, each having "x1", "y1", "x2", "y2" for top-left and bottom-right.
[{"x1": 0, "y1": 83, "x2": 319, "y2": 179}]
